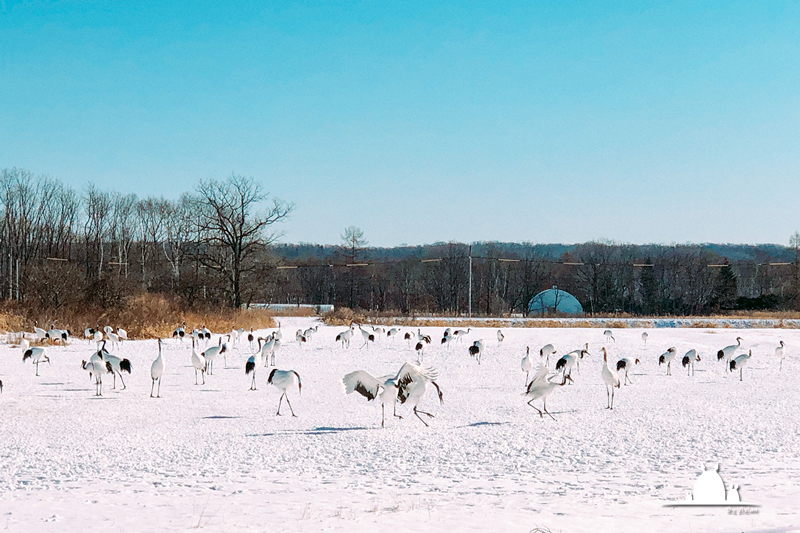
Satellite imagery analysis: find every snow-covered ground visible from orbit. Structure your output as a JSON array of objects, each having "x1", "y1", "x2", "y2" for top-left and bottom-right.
[{"x1": 1, "y1": 318, "x2": 799, "y2": 532}]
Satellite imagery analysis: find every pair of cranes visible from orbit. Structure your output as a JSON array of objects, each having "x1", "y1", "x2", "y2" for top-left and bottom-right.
[{"x1": 342, "y1": 361, "x2": 443, "y2": 427}]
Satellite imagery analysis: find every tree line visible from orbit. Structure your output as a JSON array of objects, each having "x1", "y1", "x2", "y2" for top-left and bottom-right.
[
  {"x1": 3, "y1": 167, "x2": 798, "y2": 317},
  {"x1": 1, "y1": 168, "x2": 292, "y2": 313},
  {"x1": 274, "y1": 235, "x2": 800, "y2": 316}
]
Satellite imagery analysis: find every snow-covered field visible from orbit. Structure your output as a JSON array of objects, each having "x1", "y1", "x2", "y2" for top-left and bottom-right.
[{"x1": 1, "y1": 318, "x2": 799, "y2": 532}]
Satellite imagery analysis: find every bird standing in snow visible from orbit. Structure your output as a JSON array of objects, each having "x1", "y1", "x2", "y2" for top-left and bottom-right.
[
  {"x1": 268, "y1": 369, "x2": 302, "y2": 416},
  {"x1": 555, "y1": 344, "x2": 589, "y2": 383},
  {"x1": 776, "y1": 341, "x2": 786, "y2": 371},
  {"x1": 540, "y1": 344, "x2": 556, "y2": 366},
  {"x1": 604, "y1": 330, "x2": 615, "y2": 343},
  {"x1": 601, "y1": 347, "x2": 621, "y2": 409},
  {"x1": 641, "y1": 331, "x2": 648, "y2": 346},
  {"x1": 150, "y1": 339, "x2": 165, "y2": 398},
  {"x1": 521, "y1": 346, "x2": 533, "y2": 385},
  {"x1": 717, "y1": 337, "x2": 743, "y2": 365},
  {"x1": 468, "y1": 339, "x2": 484, "y2": 364},
  {"x1": 729, "y1": 350, "x2": 752, "y2": 381},
  {"x1": 245, "y1": 341, "x2": 263, "y2": 391},
  {"x1": 615, "y1": 356, "x2": 640, "y2": 385},
  {"x1": 23, "y1": 346, "x2": 50, "y2": 376},
  {"x1": 496, "y1": 329, "x2": 504, "y2": 347},
  {"x1": 191, "y1": 338, "x2": 206, "y2": 385}
]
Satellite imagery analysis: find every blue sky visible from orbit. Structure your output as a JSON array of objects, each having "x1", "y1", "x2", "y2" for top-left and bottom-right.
[{"x1": 2, "y1": 1, "x2": 799, "y2": 246}]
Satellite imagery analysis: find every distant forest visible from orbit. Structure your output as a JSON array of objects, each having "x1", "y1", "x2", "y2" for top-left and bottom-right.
[
  {"x1": 271, "y1": 240, "x2": 800, "y2": 316},
  {"x1": 2, "y1": 167, "x2": 798, "y2": 318}
]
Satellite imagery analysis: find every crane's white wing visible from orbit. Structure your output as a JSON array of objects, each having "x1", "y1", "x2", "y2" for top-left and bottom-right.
[
  {"x1": 530, "y1": 364, "x2": 549, "y2": 387},
  {"x1": 394, "y1": 362, "x2": 438, "y2": 404},
  {"x1": 342, "y1": 370, "x2": 383, "y2": 402}
]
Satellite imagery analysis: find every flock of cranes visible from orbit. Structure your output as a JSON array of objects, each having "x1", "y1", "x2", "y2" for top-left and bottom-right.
[{"x1": 2, "y1": 320, "x2": 789, "y2": 428}]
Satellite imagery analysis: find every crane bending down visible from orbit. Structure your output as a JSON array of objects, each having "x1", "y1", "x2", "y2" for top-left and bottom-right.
[
  {"x1": 615, "y1": 356, "x2": 640, "y2": 385},
  {"x1": 659, "y1": 347, "x2": 677, "y2": 375},
  {"x1": 342, "y1": 369, "x2": 402, "y2": 427},
  {"x1": 268, "y1": 369, "x2": 302, "y2": 416}
]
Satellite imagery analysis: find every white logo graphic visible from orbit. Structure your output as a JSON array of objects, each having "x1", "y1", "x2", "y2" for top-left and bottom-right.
[{"x1": 665, "y1": 463, "x2": 758, "y2": 507}]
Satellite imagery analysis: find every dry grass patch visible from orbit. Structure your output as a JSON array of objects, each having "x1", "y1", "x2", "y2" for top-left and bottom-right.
[{"x1": 1, "y1": 293, "x2": 276, "y2": 340}]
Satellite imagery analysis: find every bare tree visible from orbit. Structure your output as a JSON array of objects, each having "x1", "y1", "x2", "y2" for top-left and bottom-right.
[
  {"x1": 193, "y1": 174, "x2": 293, "y2": 308},
  {"x1": 340, "y1": 226, "x2": 367, "y2": 308}
]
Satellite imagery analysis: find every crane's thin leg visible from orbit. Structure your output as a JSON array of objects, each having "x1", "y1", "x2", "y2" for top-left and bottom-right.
[
  {"x1": 413, "y1": 407, "x2": 429, "y2": 427},
  {"x1": 740, "y1": 369, "x2": 743, "y2": 382},
  {"x1": 35, "y1": 362, "x2": 39, "y2": 376},
  {"x1": 285, "y1": 396, "x2": 296, "y2": 417},
  {"x1": 157, "y1": 378, "x2": 162, "y2": 398},
  {"x1": 527, "y1": 399, "x2": 544, "y2": 418},
  {"x1": 119, "y1": 372, "x2": 126, "y2": 390},
  {"x1": 524, "y1": 372, "x2": 529, "y2": 386},
  {"x1": 151, "y1": 379, "x2": 155, "y2": 398},
  {"x1": 382, "y1": 404, "x2": 385, "y2": 428},
  {"x1": 606, "y1": 386, "x2": 610, "y2": 409},
  {"x1": 201, "y1": 371, "x2": 205, "y2": 385},
  {"x1": 542, "y1": 402, "x2": 556, "y2": 421},
  {"x1": 610, "y1": 388, "x2": 615, "y2": 410},
  {"x1": 393, "y1": 403, "x2": 403, "y2": 419},
  {"x1": 415, "y1": 407, "x2": 435, "y2": 418},
  {"x1": 276, "y1": 393, "x2": 284, "y2": 415},
  {"x1": 195, "y1": 369, "x2": 198, "y2": 385}
]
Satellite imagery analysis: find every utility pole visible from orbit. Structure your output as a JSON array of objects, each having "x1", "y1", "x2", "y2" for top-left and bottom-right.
[{"x1": 468, "y1": 245, "x2": 473, "y2": 318}]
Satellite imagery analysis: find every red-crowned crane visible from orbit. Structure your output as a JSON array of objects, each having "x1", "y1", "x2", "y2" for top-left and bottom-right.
[
  {"x1": 555, "y1": 344, "x2": 589, "y2": 383},
  {"x1": 23, "y1": 346, "x2": 50, "y2": 376},
  {"x1": 540, "y1": 344, "x2": 556, "y2": 366},
  {"x1": 359, "y1": 325, "x2": 375, "y2": 349},
  {"x1": 601, "y1": 347, "x2": 621, "y2": 409},
  {"x1": 524, "y1": 364, "x2": 567, "y2": 419},
  {"x1": 521, "y1": 346, "x2": 533, "y2": 385},
  {"x1": 452, "y1": 328, "x2": 471, "y2": 343},
  {"x1": 191, "y1": 338, "x2": 206, "y2": 385},
  {"x1": 615, "y1": 356, "x2": 640, "y2": 385},
  {"x1": 268, "y1": 369, "x2": 302, "y2": 416},
  {"x1": 245, "y1": 340, "x2": 264, "y2": 391},
  {"x1": 659, "y1": 347, "x2": 677, "y2": 375},
  {"x1": 342, "y1": 370, "x2": 402, "y2": 427},
  {"x1": 336, "y1": 325, "x2": 355, "y2": 349},
  {"x1": 729, "y1": 350, "x2": 753, "y2": 381},
  {"x1": 150, "y1": 339, "x2": 165, "y2": 398},
  {"x1": 172, "y1": 322, "x2": 186, "y2": 342},
  {"x1": 776, "y1": 341, "x2": 786, "y2": 371},
  {"x1": 717, "y1": 337, "x2": 743, "y2": 364},
  {"x1": 496, "y1": 329, "x2": 504, "y2": 347},
  {"x1": 682, "y1": 349, "x2": 700, "y2": 376},
  {"x1": 202, "y1": 337, "x2": 226, "y2": 375},
  {"x1": 468, "y1": 339, "x2": 484, "y2": 364},
  {"x1": 604, "y1": 330, "x2": 615, "y2": 343},
  {"x1": 395, "y1": 362, "x2": 443, "y2": 427}
]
